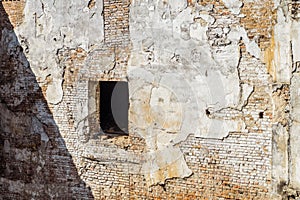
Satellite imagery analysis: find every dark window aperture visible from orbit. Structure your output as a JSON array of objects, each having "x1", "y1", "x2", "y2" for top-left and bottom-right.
[{"x1": 100, "y1": 81, "x2": 129, "y2": 135}]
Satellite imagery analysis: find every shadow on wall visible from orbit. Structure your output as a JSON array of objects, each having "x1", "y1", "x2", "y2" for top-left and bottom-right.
[{"x1": 0, "y1": 3, "x2": 94, "y2": 199}]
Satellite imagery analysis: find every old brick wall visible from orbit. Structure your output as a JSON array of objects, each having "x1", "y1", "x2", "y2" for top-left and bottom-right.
[
  {"x1": 1, "y1": 0, "x2": 25, "y2": 27},
  {"x1": 1, "y1": 0, "x2": 300, "y2": 199},
  {"x1": 103, "y1": 0, "x2": 130, "y2": 46},
  {"x1": 126, "y1": 0, "x2": 273, "y2": 199},
  {"x1": 0, "y1": 2, "x2": 94, "y2": 199}
]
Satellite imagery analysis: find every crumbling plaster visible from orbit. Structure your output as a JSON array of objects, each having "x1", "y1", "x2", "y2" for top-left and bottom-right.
[
  {"x1": 15, "y1": 0, "x2": 104, "y2": 104},
  {"x1": 13, "y1": 0, "x2": 262, "y2": 187},
  {"x1": 1, "y1": 0, "x2": 300, "y2": 198},
  {"x1": 128, "y1": 0, "x2": 267, "y2": 185},
  {"x1": 271, "y1": 0, "x2": 300, "y2": 194}
]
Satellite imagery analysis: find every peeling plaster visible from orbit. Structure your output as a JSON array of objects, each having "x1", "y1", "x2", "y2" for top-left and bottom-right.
[
  {"x1": 290, "y1": 73, "x2": 300, "y2": 189},
  {"x1": 222, "y1": 0, "x2": 243, "y2": 15},
  {"x1": 3, "y1": 0, "x2": 299, "y2": 196},
  {"x1": 129, "y1": 0, "x2": 249, "y2": 185},
  {"x1": 141, "y1": 145, "x2": 192, "y2": 186},
  {"x1": 291, "y1": 21, "x2": 300, "y2": 63},
  {"x1": 239, "y1": 83, "x2": 254, "y2": 109},
  {"x1": 46, "y1": 77, "x2": 64, "y2": 104},
  {"x1": 227, "y1": 25, "x2": 261, "y2": 59},
  {"x1": 271, "y1": 0, "x2": 300, "y2": 193},
  {"x1": 14, "y1": 0, "x2": 104, "y2": 104}
]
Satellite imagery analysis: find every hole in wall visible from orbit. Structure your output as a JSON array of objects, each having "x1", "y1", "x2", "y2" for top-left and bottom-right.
[
  {"x1": 100, "y1": 81, "x2": 129, "y2": 135},
  {"x1": 259, "y1": 111, "x2": 264, "y2": 119},
  {"x1": 205, "y1": 109, "x2": 211, "y2": 116}
]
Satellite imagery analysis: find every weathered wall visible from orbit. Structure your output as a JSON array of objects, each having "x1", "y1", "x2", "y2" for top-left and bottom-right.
[
  {"x1": 1, "y1": 0, "x2": 300, "y2": 199},
  {"x1": 0, "y1": 2, "x2": 94, "y2": 199}
]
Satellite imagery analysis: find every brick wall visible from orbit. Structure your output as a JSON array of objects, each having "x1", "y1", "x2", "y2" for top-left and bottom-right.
[
  {"x1": 0, "y1": 0, "x2": 296, "y2": 199},
  {"x1": 103, "y1": 0, "x2": 130, "y2": 47},
  {"x1": 1, "y1": 0, "x2": 25, "y2": 27}
]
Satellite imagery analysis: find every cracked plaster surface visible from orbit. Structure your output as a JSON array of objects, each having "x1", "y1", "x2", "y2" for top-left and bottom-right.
[
  {"x1": 14, "y1": 0, "x2": 104, "y2": 104},
  {"x1": 271, "y1": 0, "x2": 300, "y2": 193},
  {"x1": 128, "y1": 0, "x2": 261, "y2": 185},
  {"x1": 6, "y1": 0, "x2": 300, "y2": 191}
]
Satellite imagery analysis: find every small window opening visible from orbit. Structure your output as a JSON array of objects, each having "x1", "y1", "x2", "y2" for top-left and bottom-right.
[
  {"x1": 100, "y1": 81, "x2": 129, "y2": 135},
  {"x1": 259, "y1": 112, "x2": 264, "y2": 119}
]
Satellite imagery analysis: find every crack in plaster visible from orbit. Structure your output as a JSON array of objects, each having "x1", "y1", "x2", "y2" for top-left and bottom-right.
[{"x1": 128, "y1": 0, "x2": 258, "y2": 186}]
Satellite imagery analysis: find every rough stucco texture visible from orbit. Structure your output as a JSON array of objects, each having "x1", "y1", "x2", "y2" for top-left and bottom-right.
[{"x1": 1, "y1": 0, "x2": 300, "y2": 199}]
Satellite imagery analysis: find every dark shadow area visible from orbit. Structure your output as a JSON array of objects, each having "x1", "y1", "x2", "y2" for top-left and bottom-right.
[
  {"x1": 100, "y1": 81, "x2": 129, "y2": 135},
  {"x1": 0, "y1": 3, "x2": 94, "y2": 199}
]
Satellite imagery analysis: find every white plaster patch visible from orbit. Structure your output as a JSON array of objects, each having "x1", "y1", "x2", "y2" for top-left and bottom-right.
[
  {"x1": 222, "y1": 0, "x2": 243, "y2": 15},
  {"x1": 272, "y1": 8, "x2": 292, "y2": 83},
  {"x1": 173, "y1": 7, "x2": 194, "y2": 40},
  {"x1": 212, "y1": 44, "x2": 240, "y2": 75},
  {"x1": 141, "y1": 145, "x2": 192, "y2": 186},
  {"x1": 198, "y1": 14, "x2": 216, "y2": 25},
  {"x1": 150, "y1": 87, "x2": 182, "y2": 133},
  {"x1": 15, "y1": 0, "x2": 104, "y2": 95},
  {"x1": 290, "y1": 73, "x2": 300, "y2": 189},
  {"x1": 190, "y1": 23, "x2": 208, "y2": 41},
  {"x1": 46, "y1": 78, "x2": 63, "y2": 105},
  {"x1": 168, "y1": 0, "x2": 188, "y2": 13},
  {"x1": 129, "y1": 0, "x2": 245, "y2": 185},
  {"x1": 291, "y1": 21, "x2": 300, "y2": 63},
  {"x1": 227, "y1": 25, "x2": 261, "y2": 59},
  {"x1": 247, "y1": 40, "x2": 261, "y2": 59},
  {"x1": 240, "y1": 83, "x2": 254, "y2": 108}
]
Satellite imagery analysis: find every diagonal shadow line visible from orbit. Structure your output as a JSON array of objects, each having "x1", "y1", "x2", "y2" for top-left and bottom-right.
[{"x1": 0, "y1": 2, "x2": 94, "y2": 199}]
